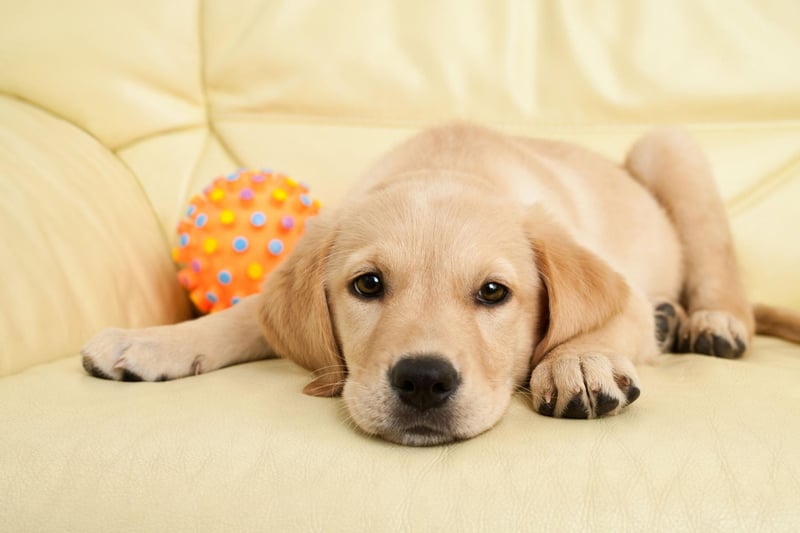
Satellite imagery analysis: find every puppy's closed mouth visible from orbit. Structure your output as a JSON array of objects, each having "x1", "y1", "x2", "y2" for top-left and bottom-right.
[
  {"x1": 393, "y1": 425, "x2": 456, "y2": 446},
  {"x1": 406, "y1": 425, "x2": 440, "y2": 434},
  {"x1": 383, "y1": 409, "x2": 461, "y2": 446}
]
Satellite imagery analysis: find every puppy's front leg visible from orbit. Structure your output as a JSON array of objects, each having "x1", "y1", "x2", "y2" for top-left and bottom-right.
[
  {"x1": 528, "y1": 302, "x2": 654, "y2": 419},
  {"x1": 530, "y1": 344, "x2": 642, "y2": 419},
  {"x1": 81, "y1": 294, "x2": 273, "y2": 381}
]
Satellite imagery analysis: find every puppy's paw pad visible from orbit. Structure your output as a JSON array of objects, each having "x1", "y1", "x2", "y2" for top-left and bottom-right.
[
  {"x1": 679, "y1": 310, "x2": 748, "y2": 359},
  {"x1": 654, "y1": 300, "x2": 687, "y2": 352},
  {"x1": 530, "y1": 353, "x2": 640, "y2": 419},
  {"x1": 593, "y1": 392, "x2": 620, "y2": 417}
]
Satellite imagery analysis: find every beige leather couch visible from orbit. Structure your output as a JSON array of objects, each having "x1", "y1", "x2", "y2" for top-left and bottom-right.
[{"x1": 2, "y1": 2, "x2": 799, "y2": 531}]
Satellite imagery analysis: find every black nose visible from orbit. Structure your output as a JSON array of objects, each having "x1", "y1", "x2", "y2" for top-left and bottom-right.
[{"x1": 389, "y1": 356, "x2": 459, "y2": 411}]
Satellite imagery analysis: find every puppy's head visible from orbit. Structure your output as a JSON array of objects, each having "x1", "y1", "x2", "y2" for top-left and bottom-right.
[{"x1": 261, "y1": 177, "x2": 625, "y2": 445}]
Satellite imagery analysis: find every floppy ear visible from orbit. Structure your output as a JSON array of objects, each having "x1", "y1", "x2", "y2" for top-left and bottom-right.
[
  {"x1": 259, "y1": 213, "x2": 345, "y2": 397},
  {"x1": 526, "y1": 207, "x2": 630, "y2": 364}
]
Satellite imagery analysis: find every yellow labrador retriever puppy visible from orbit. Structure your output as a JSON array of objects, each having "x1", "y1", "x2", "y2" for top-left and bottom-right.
[{"x1": 81, "y1": 123, "x2": 799, "y2": 446}]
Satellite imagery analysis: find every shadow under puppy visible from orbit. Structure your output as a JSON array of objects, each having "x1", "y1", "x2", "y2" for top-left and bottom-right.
[{"x1": 82, "y1": 123, "x2": 800, "y2": 446}]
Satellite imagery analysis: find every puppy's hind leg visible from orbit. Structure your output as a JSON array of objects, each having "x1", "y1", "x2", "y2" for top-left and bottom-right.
[{"x1": 626, "y1": 128, "x2": 754, "y2": 358}]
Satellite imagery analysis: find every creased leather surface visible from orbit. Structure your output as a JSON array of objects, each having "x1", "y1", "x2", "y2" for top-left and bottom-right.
[
  {"x1": 1, "y1": 1, "x2": 799, "y2": 531},
  {"x1": 1, "y1": 338, "x2": 799, "y2": 532}
]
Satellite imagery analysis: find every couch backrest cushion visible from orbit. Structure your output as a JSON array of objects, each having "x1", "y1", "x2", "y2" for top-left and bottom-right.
[{"x1": 1, "y1": 1, "x2": 798, "y2": 374}]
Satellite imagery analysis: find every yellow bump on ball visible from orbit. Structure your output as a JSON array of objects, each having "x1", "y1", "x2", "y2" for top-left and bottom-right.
[
  {"x1": 247, "y1": 262, "x2": 264, "y2": 280},
  {"x1": 272, "y1": 188, "x2": 288, "y2": 202},
  {"x1": 220, "y1": 209, "x2": 235, "y2": 225},
  {"x1": 171, "y1": 247, "x2": 180, "y2": 262},
  {"x1": 285, "y1": 177, "x2": 298, "y2": 188},
  {"x1": 203, "y1": 238, "x2": 218, "y2": 254},
  {"x1": 209, "y1": 188, "x2": 225, "y2": 202}
]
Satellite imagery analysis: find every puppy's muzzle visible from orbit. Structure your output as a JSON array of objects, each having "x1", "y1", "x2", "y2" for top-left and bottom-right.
[{"x1": 389, "y1": 355, "x2": 460, "y2": 411}]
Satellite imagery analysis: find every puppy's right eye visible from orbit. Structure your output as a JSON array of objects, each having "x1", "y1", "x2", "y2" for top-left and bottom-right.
[
  {"x1": 476, "y1": 281, "x2": 510, "y2": 305},
  {"x1": 352, "y1": 273, "x2": 384, "y2": 299}
]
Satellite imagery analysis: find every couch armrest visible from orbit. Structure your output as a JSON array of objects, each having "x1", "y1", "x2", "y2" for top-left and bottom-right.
[{"x1": 0, "y1": 96, "x2": 191, "y2": 377}]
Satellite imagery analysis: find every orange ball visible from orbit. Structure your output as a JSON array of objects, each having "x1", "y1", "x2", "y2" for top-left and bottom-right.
[{"x1": 173, "y1": 169, "x2": 322, "y2": 313}]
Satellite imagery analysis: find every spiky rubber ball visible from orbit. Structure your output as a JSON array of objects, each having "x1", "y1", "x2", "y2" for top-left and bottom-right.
[{"x1": 173, "y1": 169, "x2": 321, "y2": 313}]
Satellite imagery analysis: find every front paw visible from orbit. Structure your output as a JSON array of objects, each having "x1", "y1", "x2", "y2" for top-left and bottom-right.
[
  {"x1": 530, "y1": 352, "x2": 641, "y2": 419},
  {"x1": 81, "y1": 327, "x2": 203, "y2": 382}
]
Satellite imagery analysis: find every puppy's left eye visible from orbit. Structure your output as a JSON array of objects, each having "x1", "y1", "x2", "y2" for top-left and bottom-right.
[
  {"x1": 352, "y1": 273, "x2": 384, "y2": 299},
  {"x1": 476, "y1": 282, "x2": 510, "y2": 305}
]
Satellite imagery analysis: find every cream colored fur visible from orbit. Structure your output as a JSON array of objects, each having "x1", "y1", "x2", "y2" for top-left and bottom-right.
[{"x1": 83, "y1": 123, "x2": 771, "y2": 446}]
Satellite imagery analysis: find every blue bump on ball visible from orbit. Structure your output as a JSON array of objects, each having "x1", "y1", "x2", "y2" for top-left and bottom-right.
[
  {"x1": 268, "y1": 239, "x2": 284, "y2": 256},
  {"x1": 250, "y1": 211, "x2": 266, "y2": 228},
  {"x1": 218, "y1": 270, "x2": 232, "y2": 285},
  {"x1": 232, "y1": 236, "x2": 249, "y2": 253}
]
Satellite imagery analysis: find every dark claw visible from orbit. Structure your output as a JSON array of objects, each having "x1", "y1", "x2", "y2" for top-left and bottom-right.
[
  {"x1": 678, "y1": 333, "x2": 691, "y2": 353},
  {"x1": 562, "y1": 394, "x2": 589, "y2": 419},
  {"x1": 82, "y1": 356, "x2": 113, "y2": 380},
  {"x1": 626, "y1": 385, "x2": 641, "y2": 404},
  {"x1": 156, "y1": 374, "x2": 169, "y2": 382},
  {"x1": 121, "y1": 369, "x2": 143, "y2": 382},
  {"x1": 693, "y1": 332, "x2": 713, "y2": 355},
  {"x1": 712, "y1": 335, "x2": 733, "y2": 358},
  {"x1": 537, "y1": 394, "x2": 557, "y2": 417},
  {"x1": 594, "y1": 393, "x2": 620, "y2": 416},
  {"x1": 712, "y1": 335, "x2": 746, "y2": 359},
  {"x1": 735, "y1": 338, "x2": 747, "y2": 356}
]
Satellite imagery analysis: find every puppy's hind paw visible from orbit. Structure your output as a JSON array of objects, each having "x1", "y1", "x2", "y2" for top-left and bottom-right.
[
  {"x1": 678, "y1": 310, "x2": 748, "y2": 359},
  {"x1": 653, "y1": 300, "x2": 687, "y2": 353}
]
